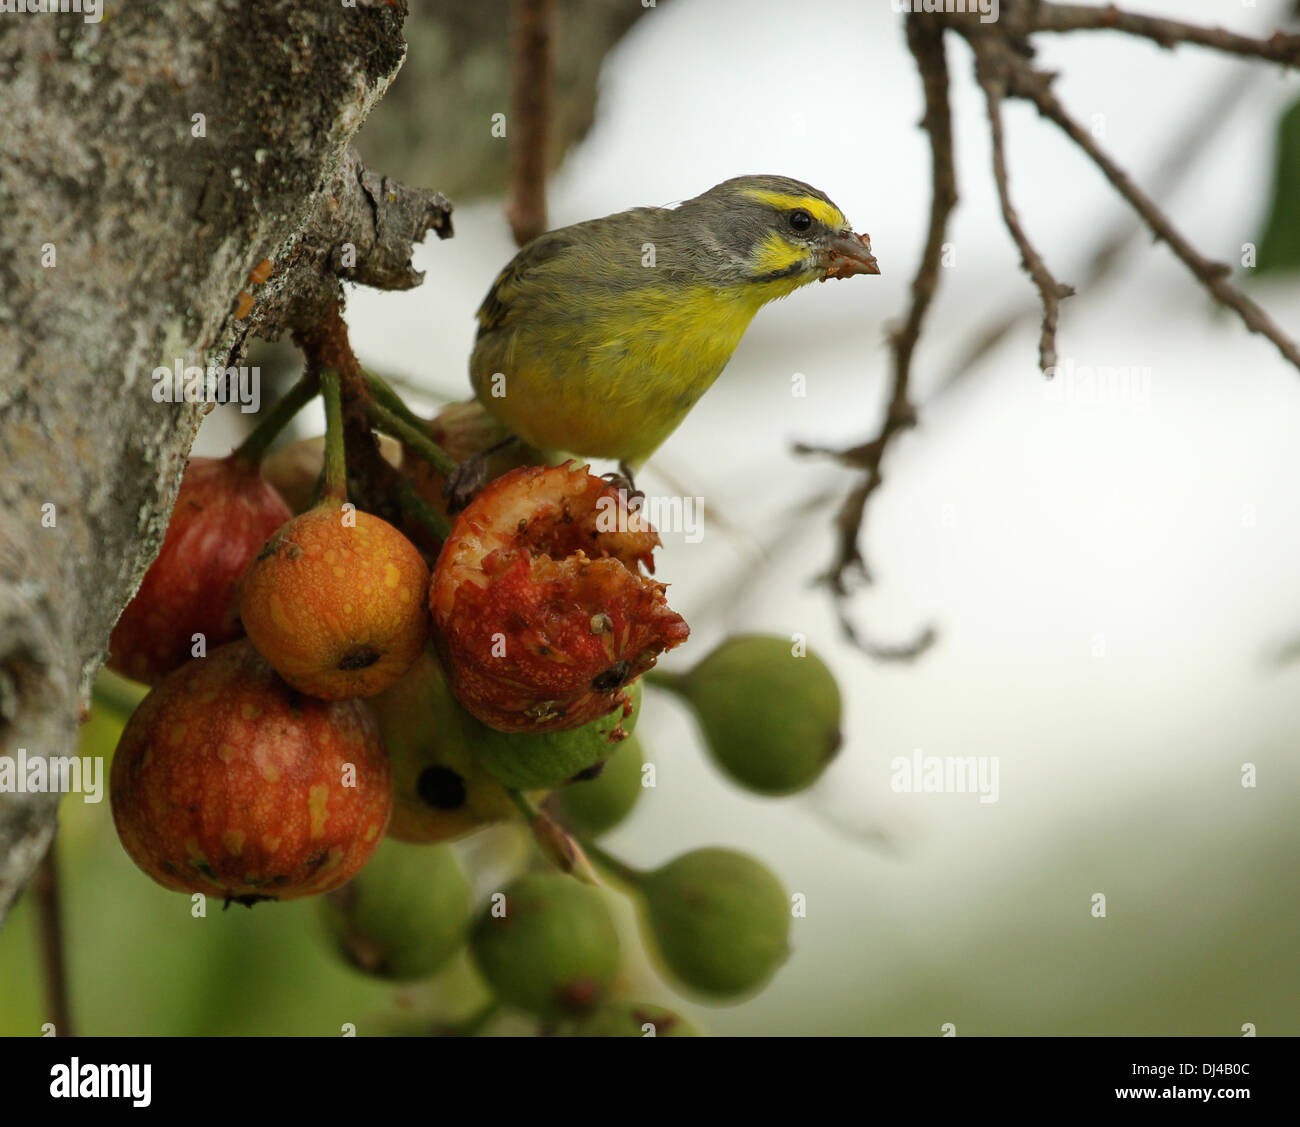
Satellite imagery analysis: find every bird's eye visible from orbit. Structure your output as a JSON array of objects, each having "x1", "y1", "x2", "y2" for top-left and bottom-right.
[{"x1": 788, "y1": 209, "x2": 813, "y2": 233}]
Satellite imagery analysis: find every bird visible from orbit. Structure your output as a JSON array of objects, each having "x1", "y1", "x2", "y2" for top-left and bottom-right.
[{"x1": 464, "y1": 174, "x2": 880, "y2": 489}]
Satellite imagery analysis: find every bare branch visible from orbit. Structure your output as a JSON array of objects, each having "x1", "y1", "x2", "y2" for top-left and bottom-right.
[
  {"x1": 506, "y1": 0, "x2": 555, "y2": 246},
  {"x1": 33, "y1": 846, "x2": 73, "y2": 1035},
  {"x1": 975, "y1": 45, "x2": 1076, "y2": 374},
  {"x1": 928, "y1": 63, "x2": 1258, "y2": 401},
  {"x1": 1034, "y1": 2, "x2": 1300, "y2": 67},
  {"x1": 795, "y1": 15, "x2": 952, "y2": 657},
  {"x1": 1008, "y1": 58, "x2": 1300, "y2": 372}
]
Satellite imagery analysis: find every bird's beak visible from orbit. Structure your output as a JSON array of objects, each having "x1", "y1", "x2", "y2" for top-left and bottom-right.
[{"x1": 824, "y1": 231, "x2": 880, "y2": 279}]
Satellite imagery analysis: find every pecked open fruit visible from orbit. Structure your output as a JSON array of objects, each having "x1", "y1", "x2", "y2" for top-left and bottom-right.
[
  {"x1": 109, "y1": 639, "x2": 391, "y2": 905},
  {"x1": 430, "y1": 463, "x2": 688, "y2": 733}
]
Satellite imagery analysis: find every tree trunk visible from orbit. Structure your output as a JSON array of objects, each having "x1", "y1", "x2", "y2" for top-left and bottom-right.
[{"x1": 0, "y1": 0, "x2": 450, "y2": 923}]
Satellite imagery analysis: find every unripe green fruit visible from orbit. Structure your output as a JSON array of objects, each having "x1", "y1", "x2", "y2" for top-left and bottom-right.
[
  {"x1": 638, "y1": 848, "x2": 789, "y2": 999},
  {"x1": 470, "y1": 873, "x2": 620, "y2": 1017},
  {"x1": 562, "y1": 1000, "x2": 700, "y2": 1037},
  {"x1": 319, "y1": 838, "x2": 472, "y2": 981},
  {"x1": 556, "y1": 734, "x2": 647, "y2": 837},
  {"x1": 470, "y1": 681, "x2": 642, "y2": 790},
  {"x1": 662, "y1": 635, "x2": 842, "y2": 795}
]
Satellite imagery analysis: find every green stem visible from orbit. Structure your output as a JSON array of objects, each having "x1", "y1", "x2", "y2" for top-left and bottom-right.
[
  {"x1": 508, "y1": 790, "x2": 599, "y2": 884},
  {"x1": 580, "y1": 838, "x2": 644, "y2": 890},
  {"x1": 363, "y1": 370, "x2": 430, "y2": 432},
  {"x1": 643, "y1": 668, "x2": 690, "y2": 696},
  {"x1": 91, "y1": 673, "x2": 146, "y2": 721},
  {"x1": 367, "y1": 401, "x2": 459, "y2": 477},
  {"x1": 319, "y1": 368, "x2": 347, "y2": 503},
  {"x1": 231, "y1": 373, "x2": 318, "y2": 465},
  {"x1": 507, "y1": 788, "x2": 542, "y2": 822},
  {"x1": 394, "y1": 478, "x2": 453, "y2": 543}
]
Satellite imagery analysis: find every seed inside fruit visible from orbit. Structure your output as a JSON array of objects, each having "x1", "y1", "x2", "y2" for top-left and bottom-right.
[{"x1": 591, "y1": 661, "x2": 631, "y2": 692}]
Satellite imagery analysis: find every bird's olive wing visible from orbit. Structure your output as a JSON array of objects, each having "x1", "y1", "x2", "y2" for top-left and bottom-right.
[{"x1": 475, "y1": 229, "x2": 580, "y2": 338}]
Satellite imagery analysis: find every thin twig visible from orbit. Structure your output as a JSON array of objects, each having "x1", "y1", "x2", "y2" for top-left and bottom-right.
[
  {"x1": 794, "y1": 16, "x2": 953, "y2": 658},
  {"x1": 1034, "y1": 2, "x2": 1300, "y2": 67},
  {"x1": 975, "y1": 44, "x2": 1076, "y2": 374},
  {"x1": 506, "y1": 0, "x2": 553, "y2": 246},
  {"x1": 33, "y1": 843, "x2": 74, "y2": 1036},
  {"x1": 1008, "y1": 57, "x2": 1300, "y2": 372},
  {"x1": 928, "y1": 64, "x2": 1258, "y2": 400}
]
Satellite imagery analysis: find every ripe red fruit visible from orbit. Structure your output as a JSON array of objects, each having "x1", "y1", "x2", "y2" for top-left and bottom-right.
[
  {"x1": 239, "y1": 505, "x2": 430, "y2": 699},
  {"x1": 430, "y1": 462, "x2": 689, "y2": 733},
  {"x1": 110, "y1": 639, "x2": 391, "y2": 905},
  {"x1": 107, "y1": 454, "x2": 291, "y2": 684}
]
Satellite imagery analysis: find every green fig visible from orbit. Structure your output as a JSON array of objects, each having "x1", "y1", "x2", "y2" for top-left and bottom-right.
[
  {"x1": 469, "y1": 680, "x2": 642, "y2": 791},
  {"x1": 637, "y1": 847, "x2": 789, "y2": 1000},
  {"x1": 318, "y1": 838, "x2": 472, "y2": 981},
  {"x1": 469, "y1": 873, "x2": 620, "y2": 1017},
  {"x1": 563, "y1": 1000, "x2": 700, "y2": 1037},
  {"x1": 556, "y1": 734, "x2": 648, "y2": 837},
  {"x1": 658, "y1": 635, "x2": 841, "y2": 795},
  {"x1": 370, "y1": 650, "x2": 522, "y2": 842}
]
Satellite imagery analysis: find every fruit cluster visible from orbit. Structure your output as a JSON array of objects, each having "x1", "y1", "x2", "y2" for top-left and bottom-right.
[{"x1": 104, "y1": 374, "x2": 845, "y2": 1033}]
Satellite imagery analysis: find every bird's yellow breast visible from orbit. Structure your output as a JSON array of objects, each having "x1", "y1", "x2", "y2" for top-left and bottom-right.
[{"x1": 472, "y1": 277, "x2": 800, "y2": 466}]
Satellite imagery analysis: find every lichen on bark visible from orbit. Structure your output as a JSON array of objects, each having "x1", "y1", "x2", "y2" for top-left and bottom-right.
[{"x1": 0, "y1": 0, "x2": 450, "y2": 923}]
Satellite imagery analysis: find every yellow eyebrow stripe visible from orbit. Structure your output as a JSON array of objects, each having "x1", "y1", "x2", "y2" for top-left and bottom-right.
[{"x1": 741, "y1": 189, "x2": 847, "y2": 230}]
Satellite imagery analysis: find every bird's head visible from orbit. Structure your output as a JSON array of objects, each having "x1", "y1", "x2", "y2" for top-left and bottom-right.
[{"x1": 681, "y1": 174, "x2": 880, "y2": 295}]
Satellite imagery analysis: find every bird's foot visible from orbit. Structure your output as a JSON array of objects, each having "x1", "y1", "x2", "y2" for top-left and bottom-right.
[
  {"x1": 443, "y1": 454, "x2": 489, "y2": 514},
  {"x1": 442, "y1": 435, "x2": 521, "y2": 514},
  {"x1": 600, "y1": 461, "x2": 644, "y2": 507}
]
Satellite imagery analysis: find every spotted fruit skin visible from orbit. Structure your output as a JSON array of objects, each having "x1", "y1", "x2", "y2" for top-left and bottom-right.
[
  {"x1": 240, "y1": 505, "x2": 430, "y2": 699},
  {"x1": 110, "y1": 640, "x2": 391, "y2": 903},
  {"x1": 107, "y1": 455, "x2": 291, "y2": 685},
  {"x1": 431, "y1": 463, "x2": 688, "y2": 733}
]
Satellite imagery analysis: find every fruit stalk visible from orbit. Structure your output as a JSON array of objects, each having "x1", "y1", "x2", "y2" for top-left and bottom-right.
[
  {"x1": 232, "y1": 373, "x2": 318, "y2": 466},
  {"x1": 393, "y1": 477, "x2": 453, "y2": 544},
  {"x1": 578, "y1": 837, "x2": 643, "y2": 891},
  {"x1": 508, "y1": 789, "x2": 599, "y2": 885},
  {"x1": 642, "y1": 669, "x2": 689, "y2": 694},
  {"x1": 367, "y1": 399, "x2": 459, "y2": 478},
  {"x1": 363, "y1": 370, "x2": 435, "y2": 433},
  {"x1": 319, "y1": 367, "x2": 347, "y2": 503}
]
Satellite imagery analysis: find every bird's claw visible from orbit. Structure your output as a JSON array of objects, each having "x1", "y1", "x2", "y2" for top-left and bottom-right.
[
  {"x1": 600, "y1": 463, "x2": 643, "y2": 506},
  {"x1": 443, "y1": 454, "x2": 489, "y2": 514}
]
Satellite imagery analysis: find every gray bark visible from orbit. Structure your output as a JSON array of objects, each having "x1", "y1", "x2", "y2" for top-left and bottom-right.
[{"x1": 0, "y1": 0, "x2": 450, "y2": 923}]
